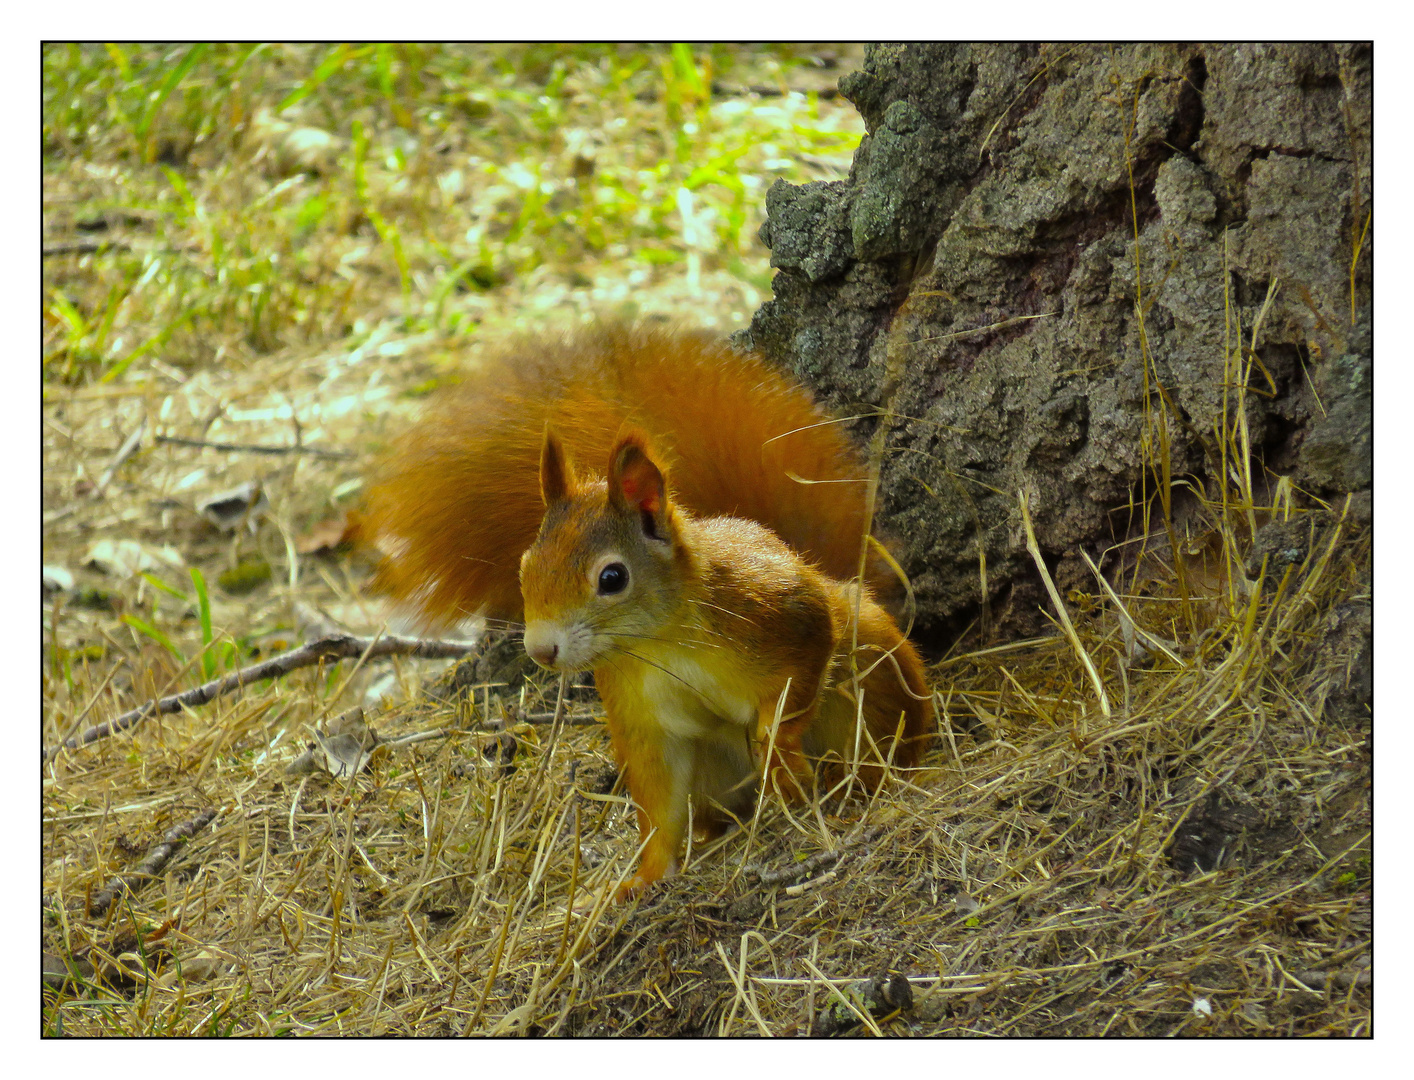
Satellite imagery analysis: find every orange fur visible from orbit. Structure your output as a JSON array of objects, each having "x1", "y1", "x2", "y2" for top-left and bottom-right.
[
  {"x1": 357, "y1": 324, "x2": 881, "y2": 629},
  {"x1": 358, "y1": 326, "x2": 933, "y2": 898},
  {"x1": 520, "y1": 429, "x2": 932, "y2": 900}
]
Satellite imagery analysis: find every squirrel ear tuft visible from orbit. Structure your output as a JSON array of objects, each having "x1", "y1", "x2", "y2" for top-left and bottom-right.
[
  {"x1": 608, "y1": 430, "x2": 669, "y2": 535},
  {"x1": 539, "y1": 427, "x2": 576, "y2": 506}
]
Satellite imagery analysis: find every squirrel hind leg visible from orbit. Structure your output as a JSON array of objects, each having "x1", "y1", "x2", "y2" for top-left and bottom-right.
[{"x1": 810, "y1": 682, "x2": 928, "y2": 795}]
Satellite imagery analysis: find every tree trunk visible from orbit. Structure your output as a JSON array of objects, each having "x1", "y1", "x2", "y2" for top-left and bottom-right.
[{"x1": 738, "y1": 43, "x2": 1371, "y2": 645}]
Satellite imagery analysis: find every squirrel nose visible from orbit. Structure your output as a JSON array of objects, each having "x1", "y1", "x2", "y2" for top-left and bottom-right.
[
  {"x1": 523, "y1": 624, "x2": 564, "y2": 669},
  {"x1": 528, "y1": 641, "x2": 559, "y2": 667}
]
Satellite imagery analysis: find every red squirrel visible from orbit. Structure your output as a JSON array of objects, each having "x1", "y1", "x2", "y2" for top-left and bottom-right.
[{"x1": 359, "y1": 325, "x2": 933, "y2": 897}]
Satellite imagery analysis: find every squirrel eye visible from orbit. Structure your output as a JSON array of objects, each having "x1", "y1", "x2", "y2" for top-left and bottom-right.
[{"x1": 597, "y1": 562, "x2": 629, "y2": 595}]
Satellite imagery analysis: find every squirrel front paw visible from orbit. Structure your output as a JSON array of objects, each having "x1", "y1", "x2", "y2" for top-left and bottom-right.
[
  {"x1": 614, "y1": 873, "x2": 654, "y2": 902},
  {"x1": 615, "y1": 854, "x2": 678, "y2": 902}
]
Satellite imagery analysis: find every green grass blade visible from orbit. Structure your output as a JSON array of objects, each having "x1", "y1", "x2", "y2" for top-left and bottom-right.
[
  {"x1": 101, "y1": 306, "x2": 199, "y2": 383},
  {"x1": 120, "y1": 613, "x2": 185, "y2": 663},
  {"x1": 140, "y1": 572, "x2": 189, "y2": 601},
  {"x1": 90, "y1": 283, "x2": 126, "y2": 358},
  {"x1": 670, "y1": 43, "x2": 705, "y2": 98},
  {"x1": 351, "y1": 119, "x2": 410, "y2": 298},
  {"x1": 278, "y1": 43, "x2": 353, "y2": 113},
  {"x1": 135, "y1": 43, "x2": 209, "y2": 158},
  {"x1": 162, "y1": 165, "x2": 198, "y2": 215},
  {"x1": 103, "y1": 43, "x2": 131, "y2": 80},
  {"x1": 48, "y1": 290, "x2": 87, "y2": 339}
]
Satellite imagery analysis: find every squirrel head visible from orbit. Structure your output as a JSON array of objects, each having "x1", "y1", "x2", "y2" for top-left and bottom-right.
[{"x1": 520, "y1": 427, "x2": 690, "y2": 672}]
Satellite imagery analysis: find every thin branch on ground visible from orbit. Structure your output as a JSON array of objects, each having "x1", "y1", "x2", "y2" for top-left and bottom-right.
[
  {"x1": 48, "y1": 634, "x2": 477, "y2": 759},
  {"x1": 744, "y1": 826, "x2": 882, "y2": 886},
  {"x1": 87, "y1": 807, "x2": 221, "y2": 916},
  {"x1": 155, "y1": 434, "x2": 353, "y2": 459}
]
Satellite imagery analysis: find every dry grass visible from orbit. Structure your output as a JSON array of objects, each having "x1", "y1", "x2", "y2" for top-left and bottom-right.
[
  {"x1": 42, "y1": 44, "x2": 1370, "y2": 1038},
  {"x1": 42, "y1": 491, "x2": 1371, "y2": 1036}
]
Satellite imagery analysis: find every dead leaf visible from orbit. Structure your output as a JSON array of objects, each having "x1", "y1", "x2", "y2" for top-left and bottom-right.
[
  {"x1": 297, "y1": 512, "x2": 356, "y2": 556},
  {"x1": 286, "y1": 708, "x2": 379, "y2": 778}
]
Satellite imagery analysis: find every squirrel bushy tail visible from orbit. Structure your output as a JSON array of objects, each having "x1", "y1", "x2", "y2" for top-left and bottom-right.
[{"x1": 357, "y1": 324, "x2": 884, "y2": 629}]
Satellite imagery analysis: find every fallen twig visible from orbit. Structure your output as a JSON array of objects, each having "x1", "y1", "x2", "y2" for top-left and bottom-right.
[
  {"x1": 155, "y1": 434, "x2": 352, "y2": 460},
  {"x1": 43, "y1": 240, "x2": 131, "y2": 257},
  {"x1": 632, "y1": 82, "x2": 841, "y2": 103},
  {"x1": 785, "y1": 870, "x2": 838, "y2": 896},
  {"x1": 88, "y1": 807, "x2": 221, "y2": 916},
  {"x1": 744, "y1": 826, "x2": 882, "y2": 887},
  {"x1": 48, "y1": 634, "x2": 477, "y2": 758},
  {"x1": 709, "y1": 80, "x2": 841, "y2": 100},
  {"x1": 501, "y1": 710, "x2": 601, "y2": 728}
]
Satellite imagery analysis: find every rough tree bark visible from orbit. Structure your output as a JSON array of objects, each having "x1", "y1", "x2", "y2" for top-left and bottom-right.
[{"x1": 738, "y1": 43, "x2": 1371, "y2": 645}]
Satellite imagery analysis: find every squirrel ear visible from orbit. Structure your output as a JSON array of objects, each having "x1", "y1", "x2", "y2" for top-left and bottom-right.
[
  {"x1": 539, "y1": 427, "x2": 576, "y2": 506},
  {"x1": 608, "y1": 431, "x2": 670, "y2": 539}
]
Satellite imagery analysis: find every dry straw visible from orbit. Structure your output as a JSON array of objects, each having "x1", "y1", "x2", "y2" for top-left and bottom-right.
[{"x1": 43, "y1": 408, "x2": 1371, "y2": 1035}]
